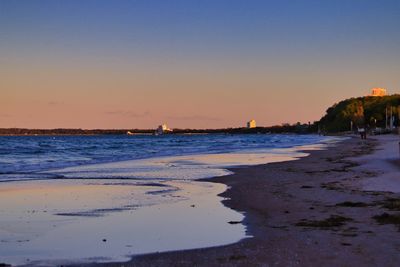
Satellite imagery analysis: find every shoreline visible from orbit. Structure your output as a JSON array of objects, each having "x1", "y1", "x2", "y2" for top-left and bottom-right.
[
  {"x1": 0, "y1": 137, "x2": 330, "y2": 266},
  {"x1": 0, "y1": 140, "x2": 323, "y2": 266},
  {"x1": 86, "y1": 134, "x2": 400, "y2": 267}
]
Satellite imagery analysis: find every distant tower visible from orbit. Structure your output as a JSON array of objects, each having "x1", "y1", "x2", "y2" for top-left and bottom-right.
[
  {"x1": 247, "y1": 119, "x2": 256, "y2": 128},
  {"x1": 370, "y1": 88, "x2": 387, "y2": 97}
]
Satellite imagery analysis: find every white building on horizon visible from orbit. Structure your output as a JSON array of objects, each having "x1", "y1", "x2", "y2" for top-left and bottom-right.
[
  {"x1": 156, "y1": 123, "x2": 172, "y2": 135},
  {"x1": 370, "y1": 88, "x2": 387, "y2": 97},
  {"x1": 247, "y1": 119, "x2": 257, "y2": 128}
]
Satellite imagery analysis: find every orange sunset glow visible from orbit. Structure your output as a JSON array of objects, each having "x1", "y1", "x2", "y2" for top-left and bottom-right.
[{"x1": 1, "y1": 1, "x2": 399, "y2": 129}]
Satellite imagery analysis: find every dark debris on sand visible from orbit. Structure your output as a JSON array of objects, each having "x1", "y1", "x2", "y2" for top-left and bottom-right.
[
  {"x1": 373, "y1": 213, "x2": 400, "y2": 230},
  {"x1": 296, "y1": 215, "x2": 353, "y2": 229}
]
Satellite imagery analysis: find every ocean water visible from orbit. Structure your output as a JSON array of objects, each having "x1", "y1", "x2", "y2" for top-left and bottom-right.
[
  {"x1": 0, "y1": 134, "x2": 326, "y2": 180},
  {"x1": 0, "y1": 134, "x2": 336, "y2": 265}
]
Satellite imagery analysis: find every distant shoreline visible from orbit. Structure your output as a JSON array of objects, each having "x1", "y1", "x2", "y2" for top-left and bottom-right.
[{"x1": 0, "y1": 124, "x2": 316, "y2": 136}]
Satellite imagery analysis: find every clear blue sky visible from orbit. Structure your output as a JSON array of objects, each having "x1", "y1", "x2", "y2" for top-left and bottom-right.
[{"x1": 1, "y1": 0, "x2": 400, "y2": 128}]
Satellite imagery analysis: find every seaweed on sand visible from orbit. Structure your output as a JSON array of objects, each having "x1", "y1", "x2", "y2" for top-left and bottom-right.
[
  {"x1": 381, "y1": 198, "x2": 400, "y2": 211},
  {"x1": 296, "y1": 215, "x2": 353, "y2": 229},
  {"x1": 373, "y1": 213, "x2": 400, "y2": 230},
  {"x1": 335, "y1": 201, "x2": 370, "y2": 207}
]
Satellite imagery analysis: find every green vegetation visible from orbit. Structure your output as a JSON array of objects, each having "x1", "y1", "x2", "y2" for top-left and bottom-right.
[{"x1": 319, "y1": 94, "x2": 400, "y2": 133}]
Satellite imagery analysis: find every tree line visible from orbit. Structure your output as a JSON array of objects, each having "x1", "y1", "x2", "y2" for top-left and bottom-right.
[
  {"x1": 0, "y1": 124, "x2": 316, "y2": 135},
  {"x1": 318, "y1": 94, "x2": 400, "y2": 133}
]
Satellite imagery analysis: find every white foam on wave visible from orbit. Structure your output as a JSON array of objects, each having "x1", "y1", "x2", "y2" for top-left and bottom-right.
[{"x1": 43, "y1": 145, "x2": 326, "y2": 180}]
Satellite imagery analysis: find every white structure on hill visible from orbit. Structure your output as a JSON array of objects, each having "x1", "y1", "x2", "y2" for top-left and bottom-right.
[
  {"x1": 156, "y1": 124, "x2": 172, "y2": 135},
  {"x1": 370, "y1": 88, "x2": 387, "y2": 97},
  {"x1": 247, "y1": 119, "x2": 257, "y2": 128}
]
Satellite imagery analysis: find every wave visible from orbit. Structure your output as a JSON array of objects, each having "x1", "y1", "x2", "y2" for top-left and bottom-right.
[{"x1": 0, "y1": 134, "x2": 337, "y2": 182}]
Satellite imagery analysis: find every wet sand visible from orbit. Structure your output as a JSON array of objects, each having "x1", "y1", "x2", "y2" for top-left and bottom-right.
[
  {"x1": 88, "y1": 135, "x2": 400, "y2": 267},
  {"x1": 0, "y1": 180, "x2": 246, "y2": 266}
]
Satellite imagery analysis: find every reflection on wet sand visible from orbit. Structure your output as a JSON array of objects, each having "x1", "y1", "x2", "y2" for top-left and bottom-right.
[{"x1": 0, "y1": 179, "x2": 246, "y2": 266}]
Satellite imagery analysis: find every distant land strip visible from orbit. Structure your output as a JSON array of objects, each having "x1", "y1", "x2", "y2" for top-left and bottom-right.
[{"x1": 0, "y1": 124, "x2": 316, "y2": 136}]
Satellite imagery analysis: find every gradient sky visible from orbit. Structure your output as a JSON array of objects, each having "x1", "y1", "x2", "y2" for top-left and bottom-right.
[{"x1": 1, "y1": 0, "x2": 400, "y2": 129}]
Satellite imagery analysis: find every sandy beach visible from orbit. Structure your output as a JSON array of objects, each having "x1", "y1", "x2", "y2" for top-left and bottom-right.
[{"x1": 85, "y1": 134, "x2": 400, "y2": 267}]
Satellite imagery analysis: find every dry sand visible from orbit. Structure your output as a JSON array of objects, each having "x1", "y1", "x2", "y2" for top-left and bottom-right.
[
  {"x1": 85, "y1": 135, "x2": 400, "y2": 267},
  {"x1": 351, "y1": 134, "x2": 400, "y2": 193}
]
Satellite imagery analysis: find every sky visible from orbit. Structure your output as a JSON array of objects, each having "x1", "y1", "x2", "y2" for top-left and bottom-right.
[{"x1": 1, "y1": 0, "x2": 400, "y2": 129}]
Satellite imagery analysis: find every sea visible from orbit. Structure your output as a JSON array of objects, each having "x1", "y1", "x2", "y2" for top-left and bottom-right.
[
  {"x1": 0, "y1": 134, "x2": 337, "y2": 266},
  {"x1": 0, "y1": 134, "x2": 329, "y2": 181}
]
